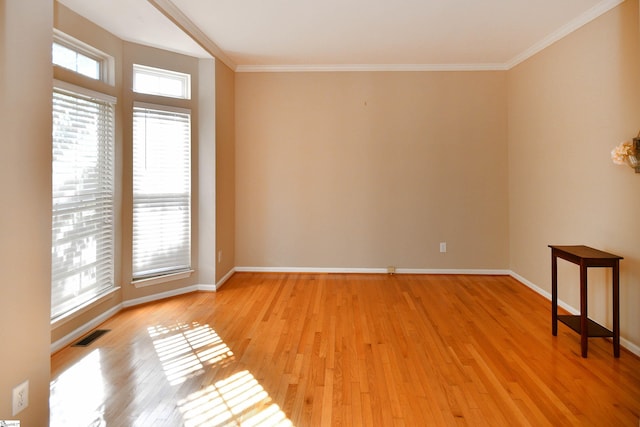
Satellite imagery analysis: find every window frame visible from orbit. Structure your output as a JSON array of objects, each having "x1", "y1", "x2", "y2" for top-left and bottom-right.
[
  {"x1": 131, "y1": 101, "x2": 193, "y2": 285},
  {"x1": 132, "y1": 64, "x2": 192, "y2": 100},
  {"x1": 53, "y1": 30, "x2": 115, "y2": 85},
  {"x1": 51, "y1": 80, "x2": 118, "y2": 323}
]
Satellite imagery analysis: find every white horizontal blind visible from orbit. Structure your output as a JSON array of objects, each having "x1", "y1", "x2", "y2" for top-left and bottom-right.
[
  {"x1": 51, "y1": 87, "x2": 115, "y2": 320},
  {"x1": 133, "y1": 104, "x2": 191, "y2": 279}
]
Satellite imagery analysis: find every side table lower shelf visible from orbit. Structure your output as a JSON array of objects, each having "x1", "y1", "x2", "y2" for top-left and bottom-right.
[
  {"x1": 550, "y1": 245, "x2": 622, "y2": 358},
  {"x1": 558, "y1": 315, "x2": 614, "y2": 338}
]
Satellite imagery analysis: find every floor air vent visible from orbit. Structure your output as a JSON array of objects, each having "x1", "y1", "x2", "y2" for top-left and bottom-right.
[{"x1": 72, "y1": 329, "x2": 110, "y2": 347}]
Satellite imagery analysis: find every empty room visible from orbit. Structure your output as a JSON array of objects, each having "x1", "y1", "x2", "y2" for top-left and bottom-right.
[{"x1": 1, "y1": 0, "x2": 639, "y2": 425}]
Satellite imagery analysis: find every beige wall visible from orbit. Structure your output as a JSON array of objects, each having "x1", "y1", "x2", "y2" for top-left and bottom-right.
[
  {"x1": 3, "y1": 0, "x2": 638, "y2": 421},
  {"x1": 508, "y1": 0, "x2": 640, "y2": 348},
  {"x1": 0, "y1": 0, "x2": 52, "y2": 424},
  {"x1": 235, "y1": 71, "x2": 509, "y2": 270},
  {"x1": 198, "y1": 58, "x2": 235, "y2": 286},
  {"x1": 199, "y1": 59, "x2": 217, "y2": 285},
  {"x1": 215, "y1": 59, "x2": 236, "y2": 282}
]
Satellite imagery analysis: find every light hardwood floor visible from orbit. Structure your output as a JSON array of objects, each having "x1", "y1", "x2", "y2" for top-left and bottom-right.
[{"x1": 50, "y1": 273, "x2": 640, "y2": 426}]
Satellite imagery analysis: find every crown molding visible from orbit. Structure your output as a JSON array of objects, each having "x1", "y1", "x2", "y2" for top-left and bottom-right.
[
  {"x1": 149, "y1": 0, "x2": 622, "y2": 73},
  {"x1": 237, "y1": 0, "x2": 624, "y2": 73},
  {"x1": 504, "y1": 0, "x2": 624, "y2": 69},
  {"x1": 147, "y1": 0, "x2": 236, "y2": 70}
]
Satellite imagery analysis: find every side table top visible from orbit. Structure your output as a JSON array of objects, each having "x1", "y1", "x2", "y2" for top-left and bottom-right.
[{"x1": 549, "y1": 245, "x2": 623, "y2": 260}]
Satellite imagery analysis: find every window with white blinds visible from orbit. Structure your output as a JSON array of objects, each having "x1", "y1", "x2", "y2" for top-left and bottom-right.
[
  {"x1": 132, "y1": 103, "x2": 191, "y2": 280},
  {"x1": 51, "y1": 84, "x2": 115, "y2": 320}
]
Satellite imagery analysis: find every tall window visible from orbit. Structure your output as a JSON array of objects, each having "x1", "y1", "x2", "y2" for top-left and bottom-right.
[
  {"x1": 51, "y1": 83, "x2": 116, "y2": 320},
  {"x1": 132, "y1": 104, "x2": 191, "y2": 280}
]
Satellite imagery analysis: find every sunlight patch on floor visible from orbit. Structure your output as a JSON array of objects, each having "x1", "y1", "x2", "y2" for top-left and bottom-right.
[
  {"x1": 149, "y1": 322, "x2": 293, "y2": 426},
  {"x1": 148, "y1": 322, "x2": 234, "y2": 386},
  {"x1": 178, "y1": 370, "x2": 292, "y2": 427},
  {"x1": 50, "y1": 349, "x2": 106, "y2": 427}
]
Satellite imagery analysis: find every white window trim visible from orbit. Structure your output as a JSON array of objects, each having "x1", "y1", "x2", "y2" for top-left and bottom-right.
[
  {"x1": 133, "y1": 63, "x2": 191, "y2": 99},
  {"x1": 132, "y1": 270, "x2": 194, "y2": 288},
  {"x1": 54, "y1": 79, "x2": 117, "y2": 104},
  {"x1": 51, "y1": 287, "x2": 121, "y2": 329},
  {"x1": 53, "y1": 29, "x2": 115, "y2": 85},
  {"x1": 133, "y1": 101, "x2": 191, "y2": 115}
]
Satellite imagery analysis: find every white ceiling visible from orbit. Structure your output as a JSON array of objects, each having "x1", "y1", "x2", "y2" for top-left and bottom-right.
[{"x1": 58, "y1": 0, "x2": 623, "y2": 71}]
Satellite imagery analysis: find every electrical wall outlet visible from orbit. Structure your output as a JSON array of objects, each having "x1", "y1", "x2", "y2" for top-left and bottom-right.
[
  {"x1": 12, "y1": 380, "x2": 29, "y2": 416},
  {"x1": 387, "y1": 266, "x2": 396, "y2": 274},
  {"x1": 440, "y1": 242, "x2": 447, "y2": 253},
  {"x1": 218, "y1": 251, "x2": 222, "y2": 263}
]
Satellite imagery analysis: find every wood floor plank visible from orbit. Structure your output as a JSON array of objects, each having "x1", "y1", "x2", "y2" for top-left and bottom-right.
[{"x1": 51, "y1": 273, "x2": 640, "y2": 426}]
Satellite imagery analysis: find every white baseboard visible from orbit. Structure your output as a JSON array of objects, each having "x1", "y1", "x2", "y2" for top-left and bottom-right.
[
  {"x1": 235, "y1": 266, "x2": 511, "y2": 275},
  {"x1": 235, "y1": 266, "x2": 387, "y2": 274},
  {"x1": 121, "y1": 284, "x2": 202, "y2": 308},
  {"x1": 51, "y1": 304, "x2": 123, "y2": 354},
  {"x1": 509, "y1": 271, "x2": 640, "y2": 358},
  {"x1": 52, "y1": 268, "x2": 639, "y2": 359},
  {"x1": 509, "y1": 271, "x2": 579, "y2": 315},
  {"x1": 621, "y1": 338, "x2": 640, "y2": 357},
  {"x1": 399, "y1": 268, "x2": 511, "y2": 275},
  {"x1": 51, "y1": 268, "x2": 509, "y2": 353},
  {"x1": 52, "y1": 284, "x2": 218, "y2": 354},
  {"x1": 215, "y1": 267, "x2": 236, "y2": 290}
]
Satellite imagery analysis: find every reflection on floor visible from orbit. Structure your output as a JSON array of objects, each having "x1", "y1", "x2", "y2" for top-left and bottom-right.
[{"x1": 51, "y1": 320, "x2": 292, "y2": 426}]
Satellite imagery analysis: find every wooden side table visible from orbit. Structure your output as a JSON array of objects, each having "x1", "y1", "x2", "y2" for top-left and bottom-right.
[{"x1": 549, "y1": 245, "x2": 623, "y2": 358}]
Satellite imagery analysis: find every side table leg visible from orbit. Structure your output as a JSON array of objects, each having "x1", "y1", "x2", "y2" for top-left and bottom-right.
[
  {"x1": 551, "y1": 253, "x2": 558, "y2": 336},
  {"x1": 613, "y1": 261, "x2": 620, "y2": 358},
  {"x1": 580, "y1": 263, "x2": 588, "y2": 358}
]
